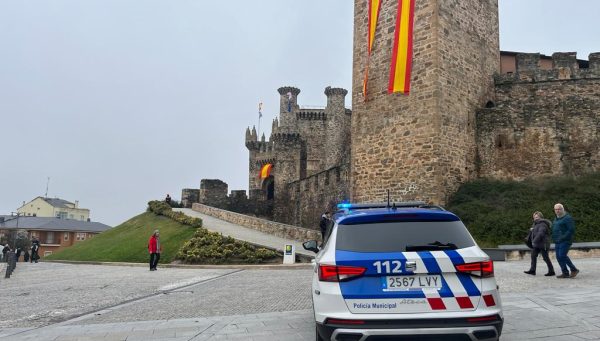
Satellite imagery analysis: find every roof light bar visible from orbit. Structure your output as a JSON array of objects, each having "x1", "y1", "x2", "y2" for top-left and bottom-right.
[{"x1": 337, "y1": 201, "x2": 428, "y2": 210}]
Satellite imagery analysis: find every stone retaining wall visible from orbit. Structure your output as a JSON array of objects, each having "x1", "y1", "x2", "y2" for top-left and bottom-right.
[{"x1": 192, "y1": 203, "x2": 320, "y2": 242}]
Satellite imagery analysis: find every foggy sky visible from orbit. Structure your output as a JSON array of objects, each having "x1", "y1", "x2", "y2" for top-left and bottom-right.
[{"x1": 1, "y1": 0, "x2": 598, "y2": 226}]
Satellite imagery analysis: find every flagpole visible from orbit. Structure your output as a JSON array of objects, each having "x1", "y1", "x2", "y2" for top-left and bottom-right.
[{"x1": 258, "y1": 102, "x2": 263, "y2": 139}]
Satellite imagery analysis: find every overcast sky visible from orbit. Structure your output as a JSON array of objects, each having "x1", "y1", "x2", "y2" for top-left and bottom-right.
[{"x1": 1, "y1": 0, "x2": 598, "y2": 226}]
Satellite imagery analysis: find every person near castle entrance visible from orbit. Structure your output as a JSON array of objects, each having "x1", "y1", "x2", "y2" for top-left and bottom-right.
[
  {"x1": 148, "y1": 230, "x2": 162, "y2": 271},
  {"x1": 319, "y1": 211, "x2": 332, "y2": 243},
  {"x1": 524, "y1": 211, "x2": 555, "y2": 276},
  {"x1": 552, "y1": 203, "x2": 579, "y2": 279},
  {"x1": 165, "y1": 194, "x2": 171, "y2": 205}
]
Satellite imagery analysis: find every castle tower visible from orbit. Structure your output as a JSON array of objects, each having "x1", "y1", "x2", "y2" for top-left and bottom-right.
[
  {"x1": 277, "y1": 86, "x2": 301, "y2": 130},
  {"x1": 351, "y1": 0, "x2": 500, "y2": 204},
  {"x1": 324, "y1": 86, "x2": 350, "y2": 169}
]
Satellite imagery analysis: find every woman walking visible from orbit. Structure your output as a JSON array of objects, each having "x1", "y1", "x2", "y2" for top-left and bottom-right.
[{"x1": 524, "y1": 211, "x2": 555, "y2": 276}]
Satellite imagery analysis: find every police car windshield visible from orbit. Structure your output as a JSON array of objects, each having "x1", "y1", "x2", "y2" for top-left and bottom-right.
[{"x1": 335, "y1": 221, "x2": 476, "y2": 253}]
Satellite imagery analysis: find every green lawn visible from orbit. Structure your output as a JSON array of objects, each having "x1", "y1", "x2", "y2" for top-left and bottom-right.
[{"x1": 46, "y1": 212, "x2": 197, "y2": 263}]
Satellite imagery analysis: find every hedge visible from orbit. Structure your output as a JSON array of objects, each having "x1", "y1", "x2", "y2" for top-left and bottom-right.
[
  {"x1": 446, "y1": 173, "x2": 600, "y2": 247},
  {"x1": 147, "y1": 200, "x2": 203, "y2": 228}
]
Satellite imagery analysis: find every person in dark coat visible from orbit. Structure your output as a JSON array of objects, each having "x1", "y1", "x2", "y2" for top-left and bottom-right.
[
  {"x1": 14, "y1": 247, "x2": 21, "y2": 262},
  {"x1": 24, "y1": 250, "x2": 30, "y2": 262},
  {"x1": 30, "y1": 239, "x2": 40, "y2": 263},
  {"x1": 553, "y1": 203, "x2": 579, "y2": 278},
  {"x1": 524, "y1": 211, "x2": 555, "y2": 276},
  {"x1": 319, "y1": 211, "x2": 332, "y2": 244},
  {"x1": 2, "y1": 244, "x2": 10, "y2": 262}
]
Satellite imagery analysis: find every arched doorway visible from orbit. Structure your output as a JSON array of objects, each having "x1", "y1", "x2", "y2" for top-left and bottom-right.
[{"x1": 262, "y1": 176, "x2": 275, "y2": 200}]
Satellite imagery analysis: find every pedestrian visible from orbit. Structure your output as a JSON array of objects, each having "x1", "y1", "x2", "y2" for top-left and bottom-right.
[
  {"x1": 2, "y1": 244, "x2": 10, "y2": 262},
  {"x1": 148, "y1": 230, "x2": 162, "y2": 271},
  {"x1": 165, "y1": 194, "x2": 172, "y2": 205},
  {"x1": 319, "y1": 210, "x2": 332, "y2": 243},
  {"x1": 30, "y1": 239, "x2": 40, "y2": 263},
  {"x1": 552, "y1": 203, "x2": 580, "y2": 279},
  {"x1": 24, "y1": 250, "x2": 30, "y2": 262},
  {"x1": 524, "y1": 211, "x2": 555, "y2": 276},
  {"x1": 14, "y1": 247, "x2": 21, "y2": 262}
]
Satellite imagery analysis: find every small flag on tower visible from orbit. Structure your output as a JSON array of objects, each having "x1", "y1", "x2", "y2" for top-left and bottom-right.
[{"x1": 258, "y1": 102, "x2": 263, "y2": 118}]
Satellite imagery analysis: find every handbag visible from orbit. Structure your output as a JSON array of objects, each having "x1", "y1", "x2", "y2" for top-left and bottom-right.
[{"x1": 524, "y1": 229, "x2": 533, "y2": 249}]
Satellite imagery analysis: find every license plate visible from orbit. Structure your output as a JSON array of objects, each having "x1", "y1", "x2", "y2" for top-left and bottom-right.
[{"x1": 384, "y1": 275, "x2": 442, "y2": 291}]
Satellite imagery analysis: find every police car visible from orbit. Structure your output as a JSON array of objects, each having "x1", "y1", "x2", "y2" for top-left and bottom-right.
[{"x1": 303, "y1": 202, "x2": 503, "y2": 341}]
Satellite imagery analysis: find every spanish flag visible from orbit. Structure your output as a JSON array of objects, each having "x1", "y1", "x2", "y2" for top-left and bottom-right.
[
  {"x1": 259, "y1": 163, "x2": 273, "y2": 179},
  {"x1": 388, "y1": 0, "x2": 415, "y2": 94},
  {"x1": 362, "y1": 0, "x2": 381, "y2": 99}
]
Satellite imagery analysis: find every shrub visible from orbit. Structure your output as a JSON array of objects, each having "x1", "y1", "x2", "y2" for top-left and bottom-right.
[
  {"x1": 447, "y1": 173, "x2": 600, "y2": 247},
  {"x1": 147, "y1": 200, "x2": 202, "y2": 228},
  {"x1": 176, "y1": 228, "x2": 279, "y2": 264}
]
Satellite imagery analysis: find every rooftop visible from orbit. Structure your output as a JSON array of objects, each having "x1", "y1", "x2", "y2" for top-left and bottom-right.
[{"x1": 0, "y1": 216, "x2": 111, "y2": 233}]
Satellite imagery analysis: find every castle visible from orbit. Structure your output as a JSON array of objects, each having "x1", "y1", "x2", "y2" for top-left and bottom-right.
[{"x1": 183, "y1": 0, "x2": 600, "y2": 230}]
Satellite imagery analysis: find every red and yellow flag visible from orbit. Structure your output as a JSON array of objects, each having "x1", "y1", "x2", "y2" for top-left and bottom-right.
[
  {"x1": 388, "y1": 0, "x2": 415, "y2": 94},
  {"x1": 259, "y1": 163, "x2": 273, "y2": 179},
  {"x1": 362, "y1": 0, "x2": 382, "y2": 99}
]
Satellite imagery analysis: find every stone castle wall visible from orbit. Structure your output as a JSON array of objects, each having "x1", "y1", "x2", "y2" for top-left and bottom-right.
[
  {"x1": 181, "y1": 189, "x2": 200, "y2": 208},
  {"x1": 191, "y1": 203, "x2": 320, "y2": 241},
  {"x1": 287, "y1": 164, "x2": 351, "y2": 229},
  {"x1": 351, "y1": 0, "x2": 500, "y2": 205},
  {"x1": 199, "y1": 179, "x2": 229, "y2": 209},
  {"x1": 477, "y1": 53, "x2": 600, "y2": 179}
]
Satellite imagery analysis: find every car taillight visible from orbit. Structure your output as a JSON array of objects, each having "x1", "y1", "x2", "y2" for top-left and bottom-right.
[
  {"x1": 455, "y1": 261, "x2": 494, "y2": 278},
  {"x1": 318, "y1": 264, "x2": 366, "y2": 282}
]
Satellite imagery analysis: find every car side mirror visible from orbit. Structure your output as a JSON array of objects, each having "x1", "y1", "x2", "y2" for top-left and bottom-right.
[{"x1": 303, "y1": 240, "x2": 319, "y2": 253}]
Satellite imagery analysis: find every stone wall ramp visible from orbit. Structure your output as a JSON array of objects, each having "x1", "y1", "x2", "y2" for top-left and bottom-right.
[{"x1": 174, "y1": 208, "x2": 316, "y2": 259}]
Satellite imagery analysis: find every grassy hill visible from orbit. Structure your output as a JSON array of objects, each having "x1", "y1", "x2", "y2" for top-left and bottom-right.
[
  {"x1": 46, "y1": 212, "x2": 196, "y2": 263},
  {"x1": 447, "y1": 172, "x2": 600, "y2": 247}
]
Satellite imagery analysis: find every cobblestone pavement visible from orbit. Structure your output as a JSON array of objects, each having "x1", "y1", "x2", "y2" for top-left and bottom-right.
[
  {"x1": 2, "y1": 258, "x2": 600, "y2": 340},
  {"x1": 0, "y1": 262, "x2": 237, "y2": 328}
]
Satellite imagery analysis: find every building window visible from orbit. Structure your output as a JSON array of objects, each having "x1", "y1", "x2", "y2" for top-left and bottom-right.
[
  {"x1": 64, "y1": 232, "x2": 69, "y2": 241},
  {"x1": 81, "y1": 215, "x2": 85, "y2": 221},
  {"x1": 47, "y1": 231, "x2": 55, "y2": 244},
  {"x1": 44, "y1": 251, "x2": 53, "y2": 257},
  {"x1": 57, "y1": 212, "x2": 67, "y2": 219},
  {"x1": 76, "y1": 233, "x2": 86, "y2": 241}
]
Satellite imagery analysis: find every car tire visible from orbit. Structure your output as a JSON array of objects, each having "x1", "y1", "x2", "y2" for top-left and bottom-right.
[{"x1": 315, "y1": 325, "x2": 324, "y2": 341}]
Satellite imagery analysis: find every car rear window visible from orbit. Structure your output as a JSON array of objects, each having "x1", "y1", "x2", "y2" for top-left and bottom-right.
[{"x1": 335, "y1": 221, "x2": 476, "y2": 252}]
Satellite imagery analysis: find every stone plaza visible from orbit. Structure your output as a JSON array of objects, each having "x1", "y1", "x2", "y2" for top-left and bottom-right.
[{"x1": 2, "y1": 258, "x2": 600, "y2": 341}]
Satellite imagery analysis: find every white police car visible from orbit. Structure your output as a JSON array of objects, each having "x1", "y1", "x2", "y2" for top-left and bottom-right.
[{"x1": 303, "y1": 202, "x2": 503, "y2": 341}]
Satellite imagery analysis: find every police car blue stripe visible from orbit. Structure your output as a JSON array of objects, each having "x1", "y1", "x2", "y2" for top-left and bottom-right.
[
  {"x1": 417, "y1": 252, "x2": 454, "y2": 298},
  {"x1": 336, "y1": 250, "x2": 425, "y2": 299},
  {"x1": 444, "y1": 250, "x2": 481, "y2": 297}
]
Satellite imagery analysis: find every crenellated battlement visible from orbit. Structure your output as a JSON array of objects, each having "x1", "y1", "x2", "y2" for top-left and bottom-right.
[
  {"x1": 495, "y1": 52, "x2": 600, "y2": 84},
  {"x1": 296, "y1": 110, "x2": 327, "y2": 121},
  {"x1": 324, "y1": 86, "x2": 348, "y2": 97},
  {"x1": 254, "y1": 158, "x2": 276, "y2": 168},
  {"x1": 270, "y1": 132, "x2": 302, "y2": 144},
  {"x1": 277, "y1": 86, "x2": 300, "y2": 96},
  {"x1": 245, "y1": 140, "x2": 272, "y2": 152}
]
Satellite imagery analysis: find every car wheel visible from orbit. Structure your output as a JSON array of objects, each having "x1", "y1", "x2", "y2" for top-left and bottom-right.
[{"x1": 315, "y1": 325, "x2": 324, "y2": 341}]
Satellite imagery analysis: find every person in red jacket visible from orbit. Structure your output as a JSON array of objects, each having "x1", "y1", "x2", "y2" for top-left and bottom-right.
[{"x1": 148, "y1": 230, "x2": 162, "y2": 271}]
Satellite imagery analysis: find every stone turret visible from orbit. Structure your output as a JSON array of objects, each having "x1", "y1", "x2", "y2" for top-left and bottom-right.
[
  {"x1": 277, "y1": 86, "x2": 300, "y2": 129},
  {"x1": 324, "y1": 86, "x2": 350, "y2": 169}
]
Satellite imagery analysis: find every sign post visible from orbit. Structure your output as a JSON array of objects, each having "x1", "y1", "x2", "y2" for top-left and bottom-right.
[{"x1": 283, "y1": 244, "x2": 295, "y2": 264}]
